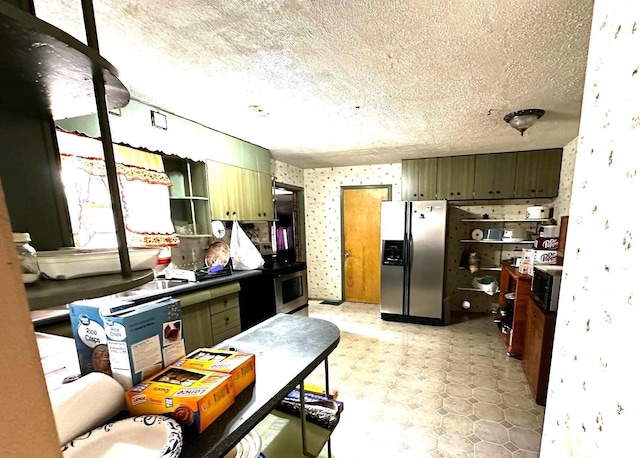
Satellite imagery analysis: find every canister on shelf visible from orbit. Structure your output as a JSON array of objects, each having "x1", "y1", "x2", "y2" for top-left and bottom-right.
[{"x1": 12, "y1": 232, "x2": 40, "y2": 283}]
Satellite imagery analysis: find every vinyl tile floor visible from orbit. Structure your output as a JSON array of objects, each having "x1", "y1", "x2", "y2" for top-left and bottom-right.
[{"x1": 305, "y1": 300, "x2": 545, "y2": 458}]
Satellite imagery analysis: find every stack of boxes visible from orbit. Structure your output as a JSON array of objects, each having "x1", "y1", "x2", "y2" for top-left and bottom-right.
[
  {"x1": 69, "y1": 295, "x2": 256, "y2": 434},
  {"x1": 519, "y1": 234, "x2": 560, "y2": 275},
  {"x1": 125, "y1": 347, "x2": 256, "y2": 433}
]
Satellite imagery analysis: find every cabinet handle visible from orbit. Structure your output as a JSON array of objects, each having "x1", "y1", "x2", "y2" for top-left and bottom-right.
[
  {"x1": 456, "y1": 192, "x2": 461, "y2": 195},
  {"x1": 531, "y1": 189, "x2": 535, "y2": 193},
  {"x1": 413, "y1": 193, "x2": 417, "y2": 197},
  {"x1": 450, "y1": 192, "x2": 454, "y2": 196},
  {"x1": 419, "y1": 193, "x2": 424, "y2": 197},
  {"x1": 488, "y1": 191, "x2": 493, "y2": 194},
  {"x1": 496, "y1": 190, "x2": 501, "y2": 194}
]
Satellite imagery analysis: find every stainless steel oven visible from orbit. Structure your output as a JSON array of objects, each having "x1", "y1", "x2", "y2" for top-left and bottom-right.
[{"x1": 274, "y1": 268, "x2": 308, "y2": 315}]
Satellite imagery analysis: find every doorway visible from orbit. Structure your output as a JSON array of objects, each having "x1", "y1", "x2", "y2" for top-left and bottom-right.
[
  {"x1": 341, "y1": 186, "x2": 391, "y2": 304},
  {"x1": 273, "y1": 182, "x2": 305, "y2": 262}
]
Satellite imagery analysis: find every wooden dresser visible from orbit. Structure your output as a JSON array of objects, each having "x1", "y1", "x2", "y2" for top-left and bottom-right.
[
  {"x1": 498, "y1": 262, "x2": 532, "y2": 356},
  {"x1": 522, "y1": 296, "x2": 557, "y2": 405}
]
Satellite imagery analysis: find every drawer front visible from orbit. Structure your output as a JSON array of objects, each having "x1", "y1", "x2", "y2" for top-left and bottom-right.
[
  {"x1": 211, "y1": 308, "x2": 241, "y2": 336},
  {"x1": 209, "y1": 293, "x2": 240, "y2": 316},
  {"x1": 213, "y1": 325, "x2": 242, "y2": 345}
]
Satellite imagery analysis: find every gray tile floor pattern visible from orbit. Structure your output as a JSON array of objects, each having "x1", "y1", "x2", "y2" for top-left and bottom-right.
[{"x1": 306, "y1": 300, "x2": 544, "y2": 458}]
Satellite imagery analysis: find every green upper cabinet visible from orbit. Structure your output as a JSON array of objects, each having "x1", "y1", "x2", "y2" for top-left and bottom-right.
[
  {"x1": 514, "y1": 149, "x2": 563, "y2": 198},
  {"x1": 474, "y1": 152, "x2": 518, "y2": 199},
  {"x1": 401, "y1": 158, "x2": 437, "y2": 200},
  {"x1": 436, "y1": 156, "x2": 475, "y2": 200},
  {"x1": 208, "y1": 160, "x2": 274, "y2": 221}
]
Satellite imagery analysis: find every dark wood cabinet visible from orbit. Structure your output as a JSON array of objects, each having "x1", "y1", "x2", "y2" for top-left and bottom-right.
[
  {"x1": 437, "y1": 156, "x2": 475, "y2": 200},
  {"x1": 401, "y1": 158, "x2": 437, "y2": 200},
  {"x1": 498, "y1": 262, "x2": 532, "y2": 356},
  {"x1": 400, "y1": 148, "x2": 562, "y2": 201},
  {"x1": 474, "y1": 152, "x2": 517, "y2": 199},
  {"x1": 514, "y1": 148, "x2": 563, "y2": 198},
  {"x1": 522, "y1": 297, "x2": 556, "y2": 405}
]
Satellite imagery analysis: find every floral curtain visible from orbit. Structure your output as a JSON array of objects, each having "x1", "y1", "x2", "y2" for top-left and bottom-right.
[{"x1": 57, "y1": 130, "x2": 179, "y2": 248}]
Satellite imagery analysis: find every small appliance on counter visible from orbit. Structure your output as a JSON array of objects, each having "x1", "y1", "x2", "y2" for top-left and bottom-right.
[
  {"x1": 526, "y1": 205, "x2": 552, "y2": 219},
  {"x1": 531, "y1": 265, "x2": 563, "y2": 312}
]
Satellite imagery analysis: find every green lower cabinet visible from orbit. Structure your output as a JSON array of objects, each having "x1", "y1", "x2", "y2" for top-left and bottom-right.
[
  {"x1": 182, "y1": 299, "x2": 215, "y2": 353},
  {"x1": 210, "y1": 293, "x2": 242, "y2": 345},
  {"x1": 177, "y1": 282, "x2": 242, "y2": 353}
]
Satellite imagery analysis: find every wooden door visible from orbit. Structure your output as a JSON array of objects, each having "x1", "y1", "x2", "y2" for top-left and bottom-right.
[{"x1": 342, "y1": 187, "x2": 390, "y2": 303}]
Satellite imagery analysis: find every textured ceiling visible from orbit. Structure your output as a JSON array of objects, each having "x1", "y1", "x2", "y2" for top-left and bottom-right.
[{"x1": 33, "y1": 1, "x2": 594, "y2": 168}]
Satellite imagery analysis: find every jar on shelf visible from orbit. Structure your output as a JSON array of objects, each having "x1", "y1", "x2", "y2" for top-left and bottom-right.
[{"x1": 12, "y1": 232, "x2": 40, "y2": 283}]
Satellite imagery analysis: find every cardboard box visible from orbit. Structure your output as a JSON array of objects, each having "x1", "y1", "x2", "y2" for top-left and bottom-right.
[
  {"x1": 69, "y1": 297, "x2": 185, "y2": 389},
  {"x1": 521, "y1": 249, "x2": 558, "y2": 265},
  {"x1": 174, "y1": 348, "x2": 256, "y2": 395},
  {"x1": 125, "y1": 366, "x2": 234, "y2": 433},
  {"x1": 518, "y1": 261, "x2": 534, "y2": 276},
  {"x1": 532, "y1": 237, "x2": 560, "y2": 250}
]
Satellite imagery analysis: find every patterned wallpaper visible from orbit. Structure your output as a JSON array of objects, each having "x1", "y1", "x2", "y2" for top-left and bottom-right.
[
  {"x1": 301, "y1": 142, "x2": 577, "y2": 305},
  {"x1": 551, "y1": 136, "x2": 578, "y2": 217},
  {"x1": 303, "y1": 164, "x2": 402, "y2": 300},
  {"x1": 541, "y1": 1, "x2": 640, "y2": 455},
  {"x1": 272, "y1": 159, "x2": 304, "y2": 187}
]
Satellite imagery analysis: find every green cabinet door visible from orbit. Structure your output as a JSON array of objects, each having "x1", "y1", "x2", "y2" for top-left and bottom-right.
[
  {"x1": 437, "y1": 156, "x2": 475, "y2": 200},
  {"x1": 534, "y1": 149, "x2": 562, "y2": 198},
  {"x1": 474, "y1": 152, "x2": 517, "y2": 199},
  {"x1": 208, "y1": 161, "x2": 243, "y2": 220},
  {"x1": 514, "y1": 149, "x2": 562, "y2": 198},
  {"x1": 401, "y1": 158, "x2": 437, "y2": 200},
  {"x1": 182, "y1": 300, "x2": 214, "y2": 354},
  {"x1": 257, "y1": 172, "x2": 274, "y2": 220}
]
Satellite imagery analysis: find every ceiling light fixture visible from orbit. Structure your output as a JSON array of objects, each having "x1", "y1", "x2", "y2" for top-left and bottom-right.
[
  {"x1": 503, "y1": 108, "x2": 545, "y2": 136},
  {"x1": 248, "y1": 105, "x2": 269, "y2": 117}
]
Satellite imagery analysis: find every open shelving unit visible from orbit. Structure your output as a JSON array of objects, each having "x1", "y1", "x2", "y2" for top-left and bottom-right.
[
  {"x1": 164, "y1": 156, "x2": 212, "y2": 236},
  {"x1": 1, "y1": 2, "x2": 155, "y2": 308}
]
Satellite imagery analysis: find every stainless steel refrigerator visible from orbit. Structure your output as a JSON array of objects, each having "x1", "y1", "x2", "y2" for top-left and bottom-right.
[{"x1": 380, "y1": 200, "x2": 447, "y2": 324}]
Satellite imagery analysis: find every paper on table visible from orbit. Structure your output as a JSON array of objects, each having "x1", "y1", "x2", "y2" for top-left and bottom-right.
[{"x1": 49, "y1": 372, "x2": 125, "y2": 445}]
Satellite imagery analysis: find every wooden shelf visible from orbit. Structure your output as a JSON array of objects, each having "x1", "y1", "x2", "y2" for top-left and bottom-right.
[
  {"x1": 26, "y1": 270, "x2": 154, "y2": 310},
  {"x1": 460, "y1": 240, "x2": 534, "y2": 244},
  {"x1": 169, "y1": 196, "x2": 209, "y2": 201},
  {"x1": 461, "y1": 218, "x2": 550, "y2": 222},
  {"x1": 0, "y1": 3, "x2": 129, "y2": 119}
]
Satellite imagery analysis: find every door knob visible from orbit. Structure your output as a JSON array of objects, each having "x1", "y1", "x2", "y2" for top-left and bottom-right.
[{"x1": 344, "y1": 251, "x2": 351, "y2": 258}]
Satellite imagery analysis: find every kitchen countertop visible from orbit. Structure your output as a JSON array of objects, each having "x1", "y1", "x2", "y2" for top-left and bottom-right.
[
  {"x1": 181, "y1": 313, "x2": 340, "y2": 457},
  {"x1": 31, "y1": 269, "x2": 262, "y2": 326}
]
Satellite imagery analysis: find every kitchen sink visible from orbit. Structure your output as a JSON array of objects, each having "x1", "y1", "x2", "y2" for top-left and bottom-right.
[
  {"x1": 116, "y1": 279, "x2": 188, "y2": 297},
  {"x1": 137, "y1": 279, "x2": 188, "y2": 290}
]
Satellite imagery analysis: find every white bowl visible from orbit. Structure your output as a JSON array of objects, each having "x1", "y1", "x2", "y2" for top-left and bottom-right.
[{"x1": 61, "y1": 415, "x2": 182, "y2": 458}]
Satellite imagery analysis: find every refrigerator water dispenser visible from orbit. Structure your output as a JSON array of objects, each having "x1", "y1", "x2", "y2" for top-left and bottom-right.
[{"x1": 382, "y1": 240, "x2": 405, "y2": 266}]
